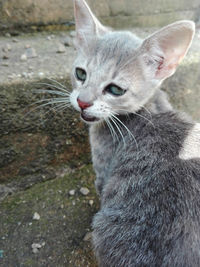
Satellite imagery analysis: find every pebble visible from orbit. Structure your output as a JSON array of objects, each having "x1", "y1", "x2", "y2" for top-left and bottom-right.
[
  {"x1": 20, "y1": 54, "x2": 27, "y2": 61},
  {"x1": 66, "y1": 139, "x2": 72, "y2": 145},
  {"x1": 2, "y1": 54, "x2": 9, "y2": 60},
  {"x1": 5, "y1": 33, "x2": 11, "y2": 37},
  {"x1": 26, "y1": 47, "x2": 37, "y2": 58},
  {"x1": 83, "y1": 232, "x2": 92, "y2": 242},
  {"x1": 38, "y1": 72, "x2": 45, "y2": 78},
  {"x1": 22, "y1": 72, "x2": 28, "y2": 78},
  {"x1": 2, "y1": 63, "x2": 9, "y2": 67},
  {"x1": 63, "y1": 36, "x2": 73, "y2": 47},
  {"x1": 7, "y1": 44, "x2": 12, "y2": 51},
  {"x1": 2, "y1": 44, "x2": 12, "y2": 52},
  {"x1": 25, "y1": 44, "x2": 31, "y2": 49},
  {"x1": 56, "y1": 43, "x2": 66, "y2": 53},
  {"x1": 8, "y1": 74, "x2": 16, "y2": 79},
  {"x1": 80, "y1": 187, "x2": 90, "y2": 196},
  {"x1": 89, "y1": 200, "x2": 94, "y2": 206},
  {"x1": 70, "y1": 31, "x2": 76, "y2": 37},
  {"x1": 31, "y1": 242, "x2": 45, "y2": 254},
  {"x1": 69, "y1": 189, "x2": 75, "y2": 196},
  {"x1": 33, "y1": 212, "x2": 40, "y2": 220},
  {"x1": 12, "y1": 38, "x2": 19, "y2": 43},
  {"x1": 47, "y1": 35, "x2": 55, "y2": 41}
]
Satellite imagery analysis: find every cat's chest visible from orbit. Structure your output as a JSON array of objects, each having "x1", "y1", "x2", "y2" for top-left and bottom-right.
[{"x1": 89, "y1": 124, "x2": 115, "y2": 172}]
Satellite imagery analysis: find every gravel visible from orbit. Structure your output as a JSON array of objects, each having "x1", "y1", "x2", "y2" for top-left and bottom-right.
[{"x1": 80, "y1": 187, "x2": 90, "y2": 196}]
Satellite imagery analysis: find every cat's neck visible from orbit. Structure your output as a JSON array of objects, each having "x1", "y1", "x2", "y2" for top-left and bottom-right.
[
  {"x1": 145, "y1": 89, "x2": 173, "y2": 114},
  {"x1": 90, "y1": 89, "x2": 173, "y2": 139}
]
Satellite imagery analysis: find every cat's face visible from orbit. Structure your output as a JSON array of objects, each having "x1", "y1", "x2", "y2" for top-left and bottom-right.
[
  {"x1": 70, "y1": 32, "x2": 151, "y2": 124},
  {"x1": 70, "y1": 0, "x2": 194, "y2": 124}
]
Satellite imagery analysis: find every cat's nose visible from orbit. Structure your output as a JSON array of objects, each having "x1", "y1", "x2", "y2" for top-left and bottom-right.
[{"x1": 77, "y1": 98, "x2": 92, "y2": 110}]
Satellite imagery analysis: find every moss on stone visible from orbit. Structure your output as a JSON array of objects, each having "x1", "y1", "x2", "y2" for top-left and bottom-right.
[{"x1": 0, "y1": 164, "x2": 98, "y2": 266}]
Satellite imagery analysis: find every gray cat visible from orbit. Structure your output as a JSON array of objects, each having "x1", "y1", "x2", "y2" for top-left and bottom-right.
[{"x1": 70, "y1": 0, "x2": 200, "y2": 266}]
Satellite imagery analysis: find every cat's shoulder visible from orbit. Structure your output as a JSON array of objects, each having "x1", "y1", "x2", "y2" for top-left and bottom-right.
[{"x1": 179, "y1": 122, "x2": 200, "y2": 160}]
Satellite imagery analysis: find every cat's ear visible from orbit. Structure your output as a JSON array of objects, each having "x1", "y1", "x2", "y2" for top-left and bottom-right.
[
  {"x1": 74, "y1": 0, "x2": 108, "y2": 48},
  {"x1": 140, "y1": 20, "x2": 195, "y2": 80}
]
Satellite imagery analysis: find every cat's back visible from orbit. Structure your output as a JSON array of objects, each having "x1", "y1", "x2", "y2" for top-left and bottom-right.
[{"x1": 92, "y1": 112, "x2": 200, "y2": 267}]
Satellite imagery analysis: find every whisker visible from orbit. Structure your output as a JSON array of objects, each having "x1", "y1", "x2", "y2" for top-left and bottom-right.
[
  {"x1": 111, "y1": 113, "x2": 139, "y2": 151},
  {"x1": 105, "y1": 119, "x2": 116, "y2": 142},
  {"x1": 133, "y1": 112, "x2": 155, "y2": 128},
  {"x1": 54, "y1": 103, "x2": 72, "y2": 112},
  {"x1": 109, "y1": 118, "x2": 120, "y2": 142},
  {"x1": 35, "y1": 82, "x2": 70, "y2": 94},
  {"x1": 30, "y1": 97, "x2": 70, "y2": 107},
  {"x1": 140, "y1": 105, "x2": 153, "y2": 118},
  {"x1": 115, "y1": 108, "x2": 155, "y2": 128},
  {"x1": 24, "y1": 99, "x2": 71, "y2": 119},
  {"x1": 46, "y1": 78, "x2": 67, "y2": 89},
  {"x1": 110, "y1": 116, "x2": 126, "y2": 146},
  {"x1": 33, "y1": 89, "x2": 70, "y2": 96}
]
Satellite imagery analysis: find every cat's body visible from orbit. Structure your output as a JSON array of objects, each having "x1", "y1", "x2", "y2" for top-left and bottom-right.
[
  {"x1": 91, "y1": 100, "x2": 200, "y2": 267},
  {"x1": 70, "y1": 0, "x2": 200, "y2": 266}
]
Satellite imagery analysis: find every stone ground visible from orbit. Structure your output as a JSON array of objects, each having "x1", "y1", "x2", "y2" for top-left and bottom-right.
[{"x1": 0, "y1": 27, "x2": 200, "y2": 266}]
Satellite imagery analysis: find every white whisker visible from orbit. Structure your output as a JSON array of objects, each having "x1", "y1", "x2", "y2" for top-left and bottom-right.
[
  {"x1": 133, "y1": 112, "x2": 155, "y2": 128},
  {"x1": 116, "y1": 108, "x2": 155, "y2": 128},
  {"x1": 105, "y1": 119, "x2": 116, "y2": 142},
  {"x1": 31, "y1": 97, "x2": 70, "y2": 107},
  {"x1": 35, "y1": 82, "x2": 70, "y2": 94},
  {"x1": 34, "y1": 89, "x2": 70, "y2": 96},
  {"x1": 111, "y1": 113, "x2": 139, "y2": 151},
  {"x1": 110, "y1": 116, "x2": 126, "y2": 146},
  {"x1": 46, "y1": 78, "x2": 67, "y2": 89}
]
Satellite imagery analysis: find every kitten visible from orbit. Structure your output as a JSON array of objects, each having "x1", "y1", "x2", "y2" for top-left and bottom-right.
[{"x1": 70, "y1": 0, "x2": 200, "y2": 266}]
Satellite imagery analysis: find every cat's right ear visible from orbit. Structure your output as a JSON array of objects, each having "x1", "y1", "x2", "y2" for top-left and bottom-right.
[{"x1": 74, "y1": 0, "x2": 108, "y2": 49}]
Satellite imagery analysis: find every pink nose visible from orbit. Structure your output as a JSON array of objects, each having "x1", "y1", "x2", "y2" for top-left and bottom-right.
[{"x1": 77, "y1": 98, "x2": 92, "y2": 110}]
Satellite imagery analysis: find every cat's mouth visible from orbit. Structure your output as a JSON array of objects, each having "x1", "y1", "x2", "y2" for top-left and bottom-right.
[{"x1": 81, "y1": 111, "x2": 100, "y2": 123}]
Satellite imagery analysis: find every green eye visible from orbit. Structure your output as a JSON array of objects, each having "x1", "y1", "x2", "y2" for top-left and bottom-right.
[
  {"x1": 105, "y1": 84, "x2": 126, "y2": 96},
  {"x1": 75, "y1": 68, "x2": 87, "y2": 82}
]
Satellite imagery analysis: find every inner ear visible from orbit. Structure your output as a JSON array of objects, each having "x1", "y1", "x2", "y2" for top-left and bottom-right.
[
  {"x1": 74, "y1": 0, "x2": 108, "y2": 49},
  {"x1": 141, "y1": 20, "x2": 195, "y2": 80}
]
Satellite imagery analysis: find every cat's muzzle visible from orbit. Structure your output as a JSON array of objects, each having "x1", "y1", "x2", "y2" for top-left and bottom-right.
[{"x1": 81, "y1": 111, "x2": 100, "y2": 123}]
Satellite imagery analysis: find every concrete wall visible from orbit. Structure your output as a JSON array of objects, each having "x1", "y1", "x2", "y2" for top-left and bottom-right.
[{"x1": 0, "y1": 0, "x2": 200, "y2": 31}]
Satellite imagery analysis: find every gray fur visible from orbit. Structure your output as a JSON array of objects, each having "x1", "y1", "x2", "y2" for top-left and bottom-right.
[
  {"x1": 70, "y1": 0, "x2": 200, "y2": 266},
  {"x1": 91, "y1": 111, "x2": 200, "y2": 267}
]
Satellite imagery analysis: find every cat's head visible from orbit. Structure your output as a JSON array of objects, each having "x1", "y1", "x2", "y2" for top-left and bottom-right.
[{"x1": 70, "y1": 0, "x2": 195, "y2": 124}]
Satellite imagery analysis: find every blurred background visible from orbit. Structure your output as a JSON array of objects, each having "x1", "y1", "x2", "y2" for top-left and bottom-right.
[{"x1": 0, "y1": 0, "x2": 200, "y2": 266}]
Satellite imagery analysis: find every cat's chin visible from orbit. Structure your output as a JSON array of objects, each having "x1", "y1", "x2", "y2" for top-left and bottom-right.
[{"x1": 80, "y1": 112, "x2": 101, "y2": 124}]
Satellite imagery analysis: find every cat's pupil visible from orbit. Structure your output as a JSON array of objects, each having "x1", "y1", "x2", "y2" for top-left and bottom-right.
[
  {"x1": 75, "y1": 68, "x2": 87, "y2": 82},
  {"x1": 105, "y1": 84, "x2": 126, "y2": 96}
]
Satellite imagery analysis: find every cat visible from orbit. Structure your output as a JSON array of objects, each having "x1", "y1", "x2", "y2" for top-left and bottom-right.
[{"x1": 70, "y1": 0, "x2": 200, "y2": 266}]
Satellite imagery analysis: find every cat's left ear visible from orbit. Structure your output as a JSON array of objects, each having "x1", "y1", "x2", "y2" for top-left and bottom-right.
[
  {"x1": 140, "y1": 20, "x2": 195, "y2": 80},
  {"x1": 74, "y1": 0, "x2": 108, "y2": 49}
]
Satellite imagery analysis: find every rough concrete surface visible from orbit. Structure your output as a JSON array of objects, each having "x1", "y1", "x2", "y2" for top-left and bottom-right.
[
  {"x1": 0, "y1": 26, "x2": 199, "y2": 266},
  {"x1": 0, "y1": 165, "x2": 98, "y2": 266}
]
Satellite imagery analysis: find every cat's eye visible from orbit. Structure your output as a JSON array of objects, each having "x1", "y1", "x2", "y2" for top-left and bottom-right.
[
  {"x1": 75, "y1": 68, "x2": 87, "y2": 82},
  {"x1": 105, "y1": 84, "x2": 126, "y2": 96}
]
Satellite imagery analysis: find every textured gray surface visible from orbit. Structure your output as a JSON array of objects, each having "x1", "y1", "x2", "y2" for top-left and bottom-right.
[{"x1": 0, "y1": 0, "x2": 199, "y2": 30}]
